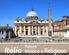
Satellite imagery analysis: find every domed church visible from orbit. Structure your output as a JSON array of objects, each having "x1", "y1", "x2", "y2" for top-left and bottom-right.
[{"x1": 14, "y1": 8, "x2": 53, "y2": 37}]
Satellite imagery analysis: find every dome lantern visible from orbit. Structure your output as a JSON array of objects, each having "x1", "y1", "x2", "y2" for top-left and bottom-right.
[{"x1": 26, "y1": 8, "x2": 37, "y2": 17}]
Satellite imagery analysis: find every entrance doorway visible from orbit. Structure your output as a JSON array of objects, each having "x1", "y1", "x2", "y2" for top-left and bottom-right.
[{"x1": 33, "y1": 31, "x2": 35, "y2": 35}]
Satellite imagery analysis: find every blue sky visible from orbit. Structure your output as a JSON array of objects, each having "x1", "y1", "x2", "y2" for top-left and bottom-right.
[{"x1": 0, "y1": 0, "x2": 69, "y2": 27}]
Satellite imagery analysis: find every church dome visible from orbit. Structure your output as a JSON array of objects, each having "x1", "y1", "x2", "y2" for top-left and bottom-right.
[{"x1": 26, "y1": 9, "x2": 37, "y2": 17}]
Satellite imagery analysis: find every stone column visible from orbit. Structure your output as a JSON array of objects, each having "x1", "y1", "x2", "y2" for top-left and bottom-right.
[
  {"x1": 35, "y1": 26, "x2": 36, "y2": 35},
  {"x1": 43, "y1": 26, "x2": 45, "y2": 35},
  {"x1": 24, "y1": 26, "x2": 25, "y2": 35},
  {"x1": 14, "y1": 26, "x2": 17, "y2": 36},
  {"x1": 38, "y1": 26, "x2": 40, "y2": 35},
  {"x1": 36, "y1": 26, "x2": 38, "y2": 35},
  {"x1": 32, "y1": 26, "x2": 33, "y2": 35},
  {"x1": 28, "y1": 26, "x2": 30, "y2": 35},
  {"x1": 51, "y1": 26, "x2": 53, "y2": 36},
  {"x1": 45, "y1": 26, "x2": 46, "y2": 35},
  {"x1": 46, "y1": 26, "x2": 48, "y2": 36}
]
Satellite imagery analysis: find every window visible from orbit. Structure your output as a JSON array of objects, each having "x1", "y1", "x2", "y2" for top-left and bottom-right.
[
  {"x1": 17, "y1": 20, "x2": 19, "y2": 22},
  {"x1": 45, "y1": 30, "x2": 46, "y2": 32}
]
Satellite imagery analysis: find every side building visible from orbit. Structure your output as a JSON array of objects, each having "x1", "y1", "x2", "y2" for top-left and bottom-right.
[{"x1": 53, "y1": 16, "x2": 69, "y2": 37}]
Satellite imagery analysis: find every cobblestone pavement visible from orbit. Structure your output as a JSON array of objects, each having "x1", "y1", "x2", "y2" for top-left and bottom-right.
[{"x1": 0, "y1": 36, "x2": 69, "y2": 43}]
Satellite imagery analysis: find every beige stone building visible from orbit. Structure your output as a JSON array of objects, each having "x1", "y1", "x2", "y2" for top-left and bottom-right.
[
  {"x1": 53, "y1": 16, "x2": 69, "y2": 37},
  {"x1": 14, "y1": 8, "x2": 53, "y2": 37}
]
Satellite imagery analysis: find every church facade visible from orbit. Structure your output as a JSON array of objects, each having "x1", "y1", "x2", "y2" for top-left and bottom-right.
[{"x1": 14, "y1": 8, "x2": 53, "y2": 37}]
